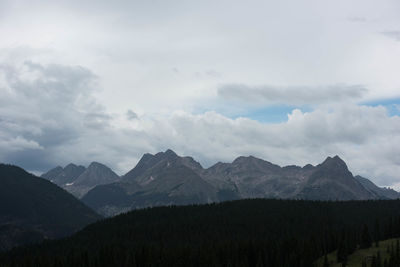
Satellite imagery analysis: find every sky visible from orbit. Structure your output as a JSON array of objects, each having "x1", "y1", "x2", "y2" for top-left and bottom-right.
[{"x1": 1, "y1": 0, "x2": 400, "y2": 188}]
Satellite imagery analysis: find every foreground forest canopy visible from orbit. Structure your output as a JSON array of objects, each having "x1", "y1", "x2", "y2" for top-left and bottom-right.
[{"x1": 2, "y1": 199, "x2": 400, "y2": 267}]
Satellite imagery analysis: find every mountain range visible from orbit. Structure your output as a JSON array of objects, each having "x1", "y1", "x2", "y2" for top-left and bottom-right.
[
  {"x1": 63, "y1": 149, "x2": 398, "y2": 217},
  {"x1": 0, "y1": 164, "x2": 101, "y2": 250},
  {"x1": 41, "y1": 162, "x2": 120, "y2": 198}
]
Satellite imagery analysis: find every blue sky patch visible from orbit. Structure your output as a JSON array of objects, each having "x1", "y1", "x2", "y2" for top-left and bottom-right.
[
  {"x1": 363, "y1": 98, "x2": 400, "y2": 117},
  {"x1": 224, "y1": 105, "x2": 312, "y2": 123}
]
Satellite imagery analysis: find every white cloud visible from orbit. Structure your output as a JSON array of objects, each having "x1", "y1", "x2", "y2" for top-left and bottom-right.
[{"x1": 0, "y1": 136, "x2": 43, "y2": 152}]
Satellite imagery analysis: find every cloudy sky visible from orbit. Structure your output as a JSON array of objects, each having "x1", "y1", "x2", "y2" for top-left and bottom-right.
[{"x1": 1, "y1": 0, "x2": 400, "y2": 187}]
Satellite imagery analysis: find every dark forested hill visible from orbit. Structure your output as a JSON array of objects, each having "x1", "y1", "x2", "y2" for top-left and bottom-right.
[
  {"x1": 3, "y1": 199, "x2": 400, "y2": 267},
  {"x1": 0, "y1": 164, "x2": 101, "y2": 251}
]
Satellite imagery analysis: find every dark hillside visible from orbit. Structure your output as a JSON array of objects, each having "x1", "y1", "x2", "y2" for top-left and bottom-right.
[
  {"x1": 2, "y1": 199, "x2": 400, "y2": 266},
  {"x1": 0, "y1": 164, "x2": 101, "y2": 250}
]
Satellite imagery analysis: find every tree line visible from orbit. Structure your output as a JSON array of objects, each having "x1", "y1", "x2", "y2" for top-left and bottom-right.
[{"x1": 2, "y1": 199, "x2": 400, "y2": 267}]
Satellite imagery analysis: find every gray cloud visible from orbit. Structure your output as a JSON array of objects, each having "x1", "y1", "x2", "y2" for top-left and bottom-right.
[
  {"x1": 0, "y1": 61, "x2": 106, "y2": 171},
  {"x1": 126, "y1": 109, "x2": 138, "y2": 120},
  {"x1": 347, "y1": 17, "x2": 367, "y2": 23},
  {"x1": 381, "y1": 31, "x2": 400, "y2": 41},
  {"x1": 217, "y1": 84, "x2": 367, "y2": 105},
  {"x1": 84, "y1": 112, "x2": 112, "y2": 129},
  {"x1": 0, "y1": 60, "x2": 155, "y2": 174}
]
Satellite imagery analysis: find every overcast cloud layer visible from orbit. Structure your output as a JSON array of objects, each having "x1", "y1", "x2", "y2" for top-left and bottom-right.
[{"x1": 1, "y1": 0, "x2": 400, "y2": 188}]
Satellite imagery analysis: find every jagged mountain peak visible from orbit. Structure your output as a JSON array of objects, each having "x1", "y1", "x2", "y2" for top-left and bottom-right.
[
  {"x1": 165, "y1": 148, "x2": 177, "y2": 156},
  {"x1": 65, "y1": 163, "x2": 77, "y2": 168},
  {"x1": 87, "y1": 161, "x2": 110, "y2": 169},
  {"x1": 41, "y1": 166, "x2": 63, "y2": 180},
  {"x1": 139, "y1": 149, "x2": 178, "y2": 162},
  {"x1": 41, "y1": 163, "x2": 85, "y2": 185},
  {"x1": 79, "y1": 162, "x2": 118, "y2": 177},
  {"x1": 123, "y1": 149, "x2": 201, "y2": 183},
  {"x1": 141, "y1": 153, "x2": 154, "y2": 161},
  {"x1": 319, "y1": 155, "x2": 348, "y2": 170},
  {"x1": 302, "y1": 164, "x2": 314, "y2": 170},
  {"x1": 233, "y1": 155, "x2": 258, "y2": 161},
  {"x1": 80, "y1": 151, "x2": 398, "y2": 217},
  {"x1": 233, "y1": 155, "x2": 264, "y2": 164},
  {"x1": 323, "y1": 155, "x2": 345, "y2": 163},
  {"x1": 232, "y1": 155, "x2": 281, "y2": 172},
  {"x1": 67, "y1": 162, "x2": 120, "y2": 198},
  {"x1": 154, "y1": 149, "x2": 178, "y2": 160},
  {"x1": 64, "y1": 163, "x2": 85, "y2": 170}
]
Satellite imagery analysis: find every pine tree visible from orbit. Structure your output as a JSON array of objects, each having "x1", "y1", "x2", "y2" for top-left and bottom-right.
[
  {"x1": 361, "y1": 259, "x2": 367, "y2": 267},
  {"x1": 360, "y1": 224, "x2": 372, "y2": 249},
  {"x1": 376, "y1": 251, "x2": 382, "y2": 267},
  {"x1": 371, "y1": 255, "x2": 378, "y2": 267},
  {"x1": 374, "y1": 220, "x2": 380, "y2": 247}
]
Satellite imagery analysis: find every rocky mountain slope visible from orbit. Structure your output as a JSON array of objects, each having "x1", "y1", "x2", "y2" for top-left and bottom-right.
[
  {"x1": 42, "y1": 162, "x2": 120, "y2": 198},
  {"x1": 82, "y1": 150, "x2": 398, "y2": 217},
  {"x1": 41, "y1": 163, "x2": 85, "y2": 187},
  {"x1": 83, "y1": 150, "x2": 218, "y2": 216},
  {"x1": 0, "y1": 164, "x2": 101, "y2": 251},
  {"x1": 355, "y1": 175, "x2": 400, "y2": 199}
]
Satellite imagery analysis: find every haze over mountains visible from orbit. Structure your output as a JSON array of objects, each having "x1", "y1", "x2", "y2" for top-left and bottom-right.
[{"x1": 41, "y1": 149, "x2": 399, "y2": 217}]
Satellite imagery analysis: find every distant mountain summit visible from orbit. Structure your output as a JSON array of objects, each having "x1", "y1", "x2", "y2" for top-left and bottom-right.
[
  {"x1": 81, "y1": 150, "x2": 398, "y2": 217},
  {"x1": 296, "y1": 156, "x2": 375, "y2": 200},
  {"x1": 83, "y1": 150, "x2": 218, "y2": 216},
  {"x1": 41, "y1": 163, "x2": 85, "y2": 186},
  {"x1": 67, "y1": 162, "x2": 121, "y2": 198},
  {"x1": 0, "y1": 164, "x2": 101, "y2": 250},
  {"x1": 41, "y1": 162, "x2": 120, "y2": 198}
]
